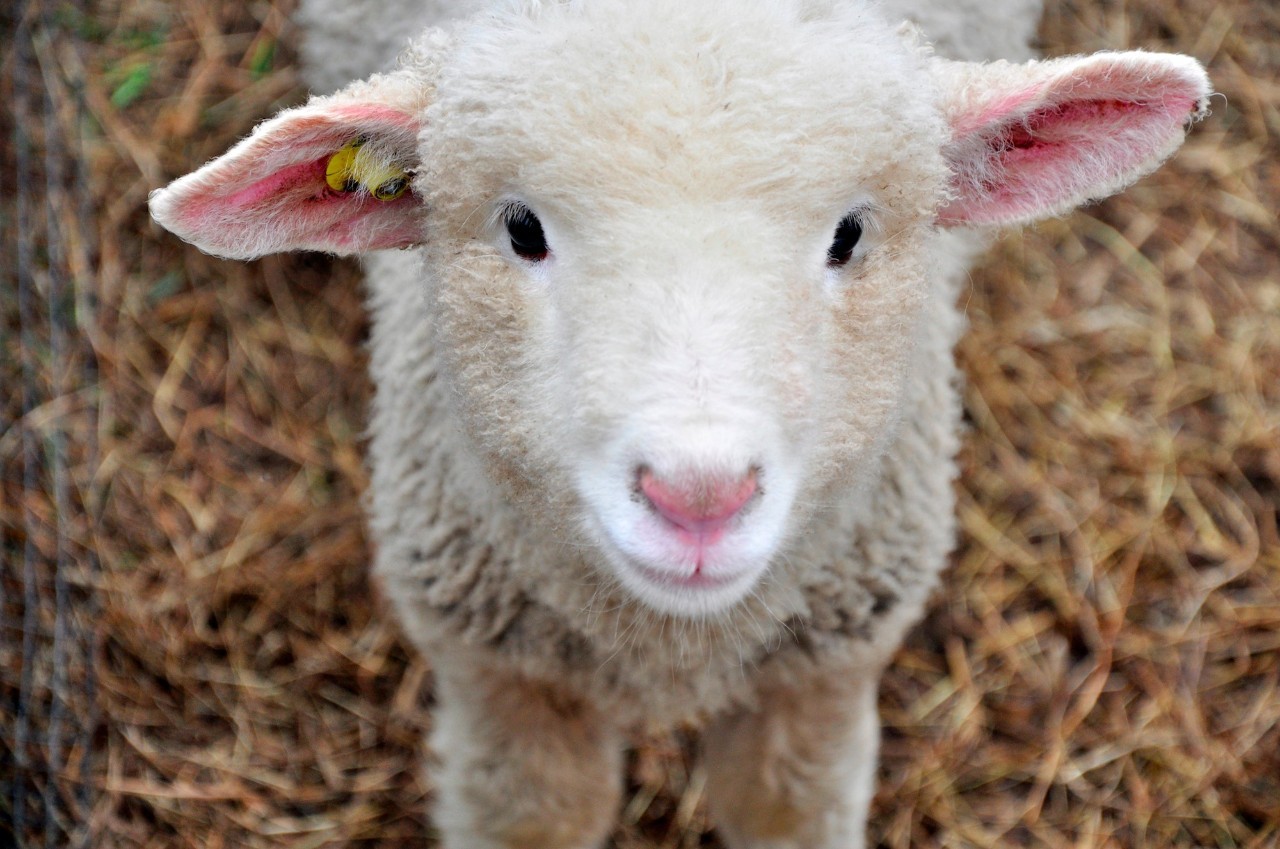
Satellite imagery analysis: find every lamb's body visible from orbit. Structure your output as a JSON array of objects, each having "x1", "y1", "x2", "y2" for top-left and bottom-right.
[{"x1": 150, "y1": 2, "x2": 1209, "y2": 845}]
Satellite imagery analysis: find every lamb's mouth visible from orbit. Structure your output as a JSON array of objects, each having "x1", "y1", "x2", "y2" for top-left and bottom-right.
[
  {"x1": 595, "y1": 514, "x2": 764, "y2": 595},
  {"x1": 601, "y1": 538, "x2": 770, "y2": 617},
  {"x1": 632, "y1": 562, "x2": 748, "y2": 592}
]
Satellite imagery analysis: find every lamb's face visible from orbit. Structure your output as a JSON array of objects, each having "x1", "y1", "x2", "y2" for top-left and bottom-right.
[
  {"x1": 421, "y1": 0, "x2": 950, "y2": 617},
  {"x1": 148, "y1": 0, "x2": 1209, "y2": 622}
]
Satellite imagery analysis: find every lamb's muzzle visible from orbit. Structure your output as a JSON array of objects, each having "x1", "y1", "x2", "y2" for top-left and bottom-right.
[{"x1": 630, "y1": 464, "x2": 763, "y2": 593}]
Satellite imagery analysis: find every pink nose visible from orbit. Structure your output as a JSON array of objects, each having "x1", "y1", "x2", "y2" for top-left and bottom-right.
[{"x1": 638, "y1": 467, "x2": 759, "y2": 539}]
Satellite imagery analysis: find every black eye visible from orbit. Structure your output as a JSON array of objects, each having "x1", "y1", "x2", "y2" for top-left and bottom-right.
[
  {"x1": 826, "y1": 211, "x2": 864, "y2": 268},
  {"x1": 505, "y1": 204, "x2": 549, "y2": 262}
]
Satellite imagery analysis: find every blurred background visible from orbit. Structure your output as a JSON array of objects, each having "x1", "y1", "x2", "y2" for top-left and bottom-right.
[{"x1": 2, "y1": 1, "x2": 1277, "y2": 847}]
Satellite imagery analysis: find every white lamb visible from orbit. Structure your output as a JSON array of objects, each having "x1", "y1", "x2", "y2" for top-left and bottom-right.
[{"x1": 148, "y1": 1, "x2": 1210, "y2": 846}]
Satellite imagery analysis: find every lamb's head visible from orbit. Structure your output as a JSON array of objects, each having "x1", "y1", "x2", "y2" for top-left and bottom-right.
[{"x1": 149, "y1": 0, "x2": 1209, "y2": 618}]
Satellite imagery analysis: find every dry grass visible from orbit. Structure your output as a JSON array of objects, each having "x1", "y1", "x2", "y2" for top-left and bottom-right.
[{"x1": 2, "y1": 0, "x2": 1277, "y2": 847}]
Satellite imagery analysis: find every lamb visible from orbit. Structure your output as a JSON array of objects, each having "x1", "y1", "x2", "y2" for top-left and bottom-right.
[{"x1": 147, "y1": 1, "x2": 1211, "y2": 846}]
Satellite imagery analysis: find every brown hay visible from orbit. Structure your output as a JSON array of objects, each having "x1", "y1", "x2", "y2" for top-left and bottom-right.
[{"x1": 2, "y1": 0, "x2": 1277, "y2": 846}]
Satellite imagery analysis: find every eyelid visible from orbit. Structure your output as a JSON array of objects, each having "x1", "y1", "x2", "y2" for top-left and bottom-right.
[
  {"x1": 842, "y1": 201, "x2": 881, "y2": 233},
  {"x1": 492, "y1": 199, "x2": 527, "y2": 231}
]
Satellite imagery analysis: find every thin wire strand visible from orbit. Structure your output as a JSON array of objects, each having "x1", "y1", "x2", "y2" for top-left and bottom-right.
[{"x1": 13, "y1": 3, "x2": 43, "y2": 841}]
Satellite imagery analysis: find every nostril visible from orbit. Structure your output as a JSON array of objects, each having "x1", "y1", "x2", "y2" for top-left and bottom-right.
[{"x1": 638, "y1": 467, "x2": 759, "y2": 534}]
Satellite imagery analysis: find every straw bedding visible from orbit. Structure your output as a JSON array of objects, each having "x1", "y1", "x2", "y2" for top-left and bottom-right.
[{"x1": 2, "y1": 0, "x2": 1277, "y2": 846}]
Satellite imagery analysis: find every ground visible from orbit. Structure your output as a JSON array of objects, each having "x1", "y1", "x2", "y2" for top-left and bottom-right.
[{"x1": 2, "y1": 0, "x2": 1278, "y2": 847}]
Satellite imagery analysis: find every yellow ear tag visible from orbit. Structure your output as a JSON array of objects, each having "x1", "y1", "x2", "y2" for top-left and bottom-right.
[
  {"x1": 325, "y1": 137, "x2": 411, "y2": 201},
  {"x1": 325, "y1": 138, "x2": 365, "y2": 193}
]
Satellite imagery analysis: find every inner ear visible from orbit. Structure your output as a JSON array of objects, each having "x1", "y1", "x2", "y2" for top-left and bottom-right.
[{"x1": 936, "y1": 52, "x2": 1211, "y2": 228}]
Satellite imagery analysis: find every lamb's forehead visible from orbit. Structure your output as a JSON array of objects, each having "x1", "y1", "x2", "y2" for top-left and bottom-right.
[{"x1": 425, "y1": 0, "x2": 948, "y2": 217}]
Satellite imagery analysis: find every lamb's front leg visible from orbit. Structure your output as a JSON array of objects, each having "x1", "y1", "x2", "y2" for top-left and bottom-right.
[
  {"x1": 429, "y1": 656, "x2": 624, "y2": 849},
  {"x1": 703, "y1": 662, "x2": 882, "y2": 849}
]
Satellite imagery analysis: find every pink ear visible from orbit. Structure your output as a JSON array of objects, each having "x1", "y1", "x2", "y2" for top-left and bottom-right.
[
  {"x1": 937, "y1": 52, "x2": 1211, "y2": 228},
  {"x1": 150, "y1": 100, "x2": 424, "y2": 259}
]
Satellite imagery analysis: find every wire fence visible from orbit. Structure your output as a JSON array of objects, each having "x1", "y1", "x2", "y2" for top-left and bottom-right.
[{"x1": 3, "y1": 3, "x2": 101, "y2": 847}]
